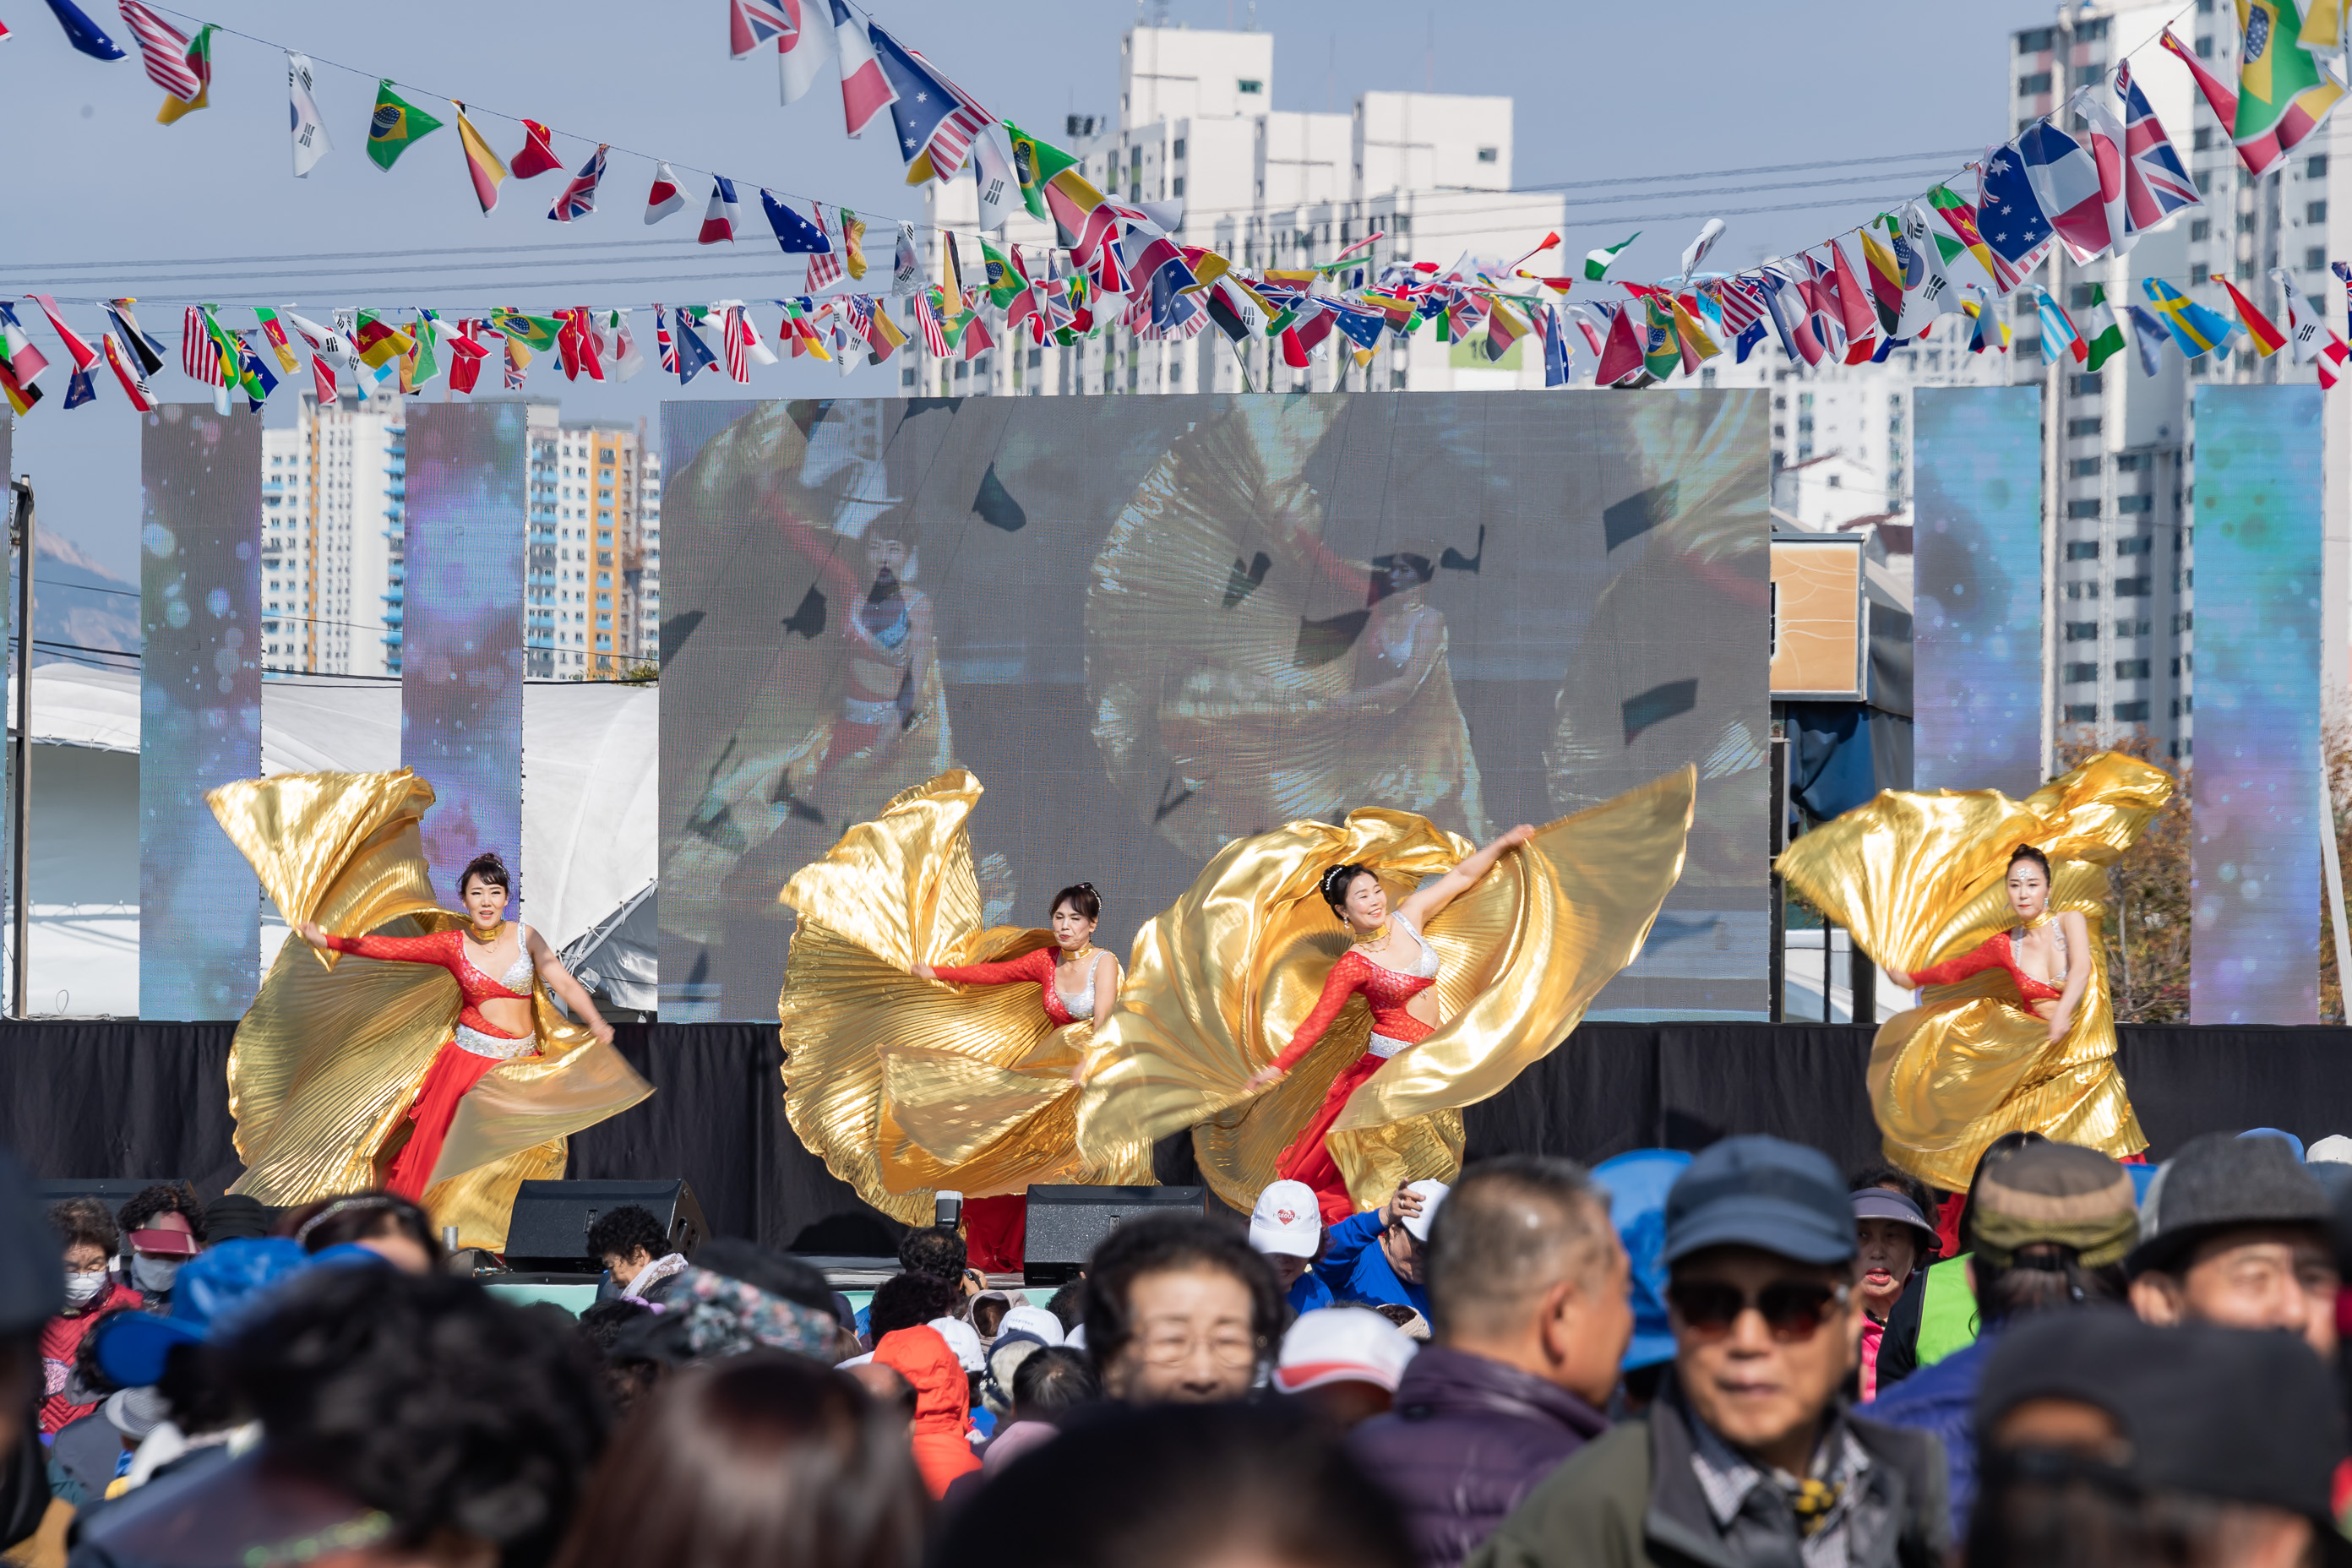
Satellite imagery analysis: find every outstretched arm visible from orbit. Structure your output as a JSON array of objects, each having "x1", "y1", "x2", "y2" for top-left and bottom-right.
[
  {"x1": 1244, "y1": 956, "x2": 1367, "y2": 1092},
  {"x1": 528, "y1": 925, "x2": 616, "y2": 1047},
  {"x1": 2041, "y1": 910, "x2": 2093, "y2": 1042},
  {"x1": 1882, "y1": 934, "x2": 2007, "y2": 993},
  {"x1": 914, "y1": 949, "x2": 1051, "y2": 987},
  {"x1": 301, "y1": 924, "x2": 452, "y2": 966},
  {"x1": 1395, "y1": 824, "x2": 1537, "y2": 931}
]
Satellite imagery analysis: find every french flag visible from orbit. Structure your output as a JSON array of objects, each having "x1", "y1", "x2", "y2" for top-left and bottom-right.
[
  {"x1": 2017, "y1": 122, "x2": 2111, "y2": 263},
  {"x1": 700, "y1": 175, "x2": 740, "y2": 245},
  {"x1": 827, "y1": 0, "x2": 896, "y2": 137}
]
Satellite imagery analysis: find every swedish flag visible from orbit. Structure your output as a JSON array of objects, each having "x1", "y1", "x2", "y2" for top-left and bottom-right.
[{"x1": 2142, "y1": 278, "x2": 2238, "y2": 358}]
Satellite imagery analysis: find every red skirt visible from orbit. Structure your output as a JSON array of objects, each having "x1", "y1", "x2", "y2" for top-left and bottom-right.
[
  {"x1": 385, "y1": 1039, "x2": 517, "y2": 1200},
  {"x1": 1277, "y1": 1051, "x2": 1393, "y2": 1228},
  {"x1": 963, "y1": 1194, "x2": 1027, "y2": 1275}
]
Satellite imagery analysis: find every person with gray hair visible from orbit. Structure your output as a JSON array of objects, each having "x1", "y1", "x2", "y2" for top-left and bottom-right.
[{"x1": 1348, "y1": 1156, "x2": 1633, "y2": 1568}]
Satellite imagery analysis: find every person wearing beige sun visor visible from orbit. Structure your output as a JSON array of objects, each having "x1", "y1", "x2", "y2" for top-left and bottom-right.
[{"x1": 1850, "y1": 1188, "x2": 1938, "y2": 1402}]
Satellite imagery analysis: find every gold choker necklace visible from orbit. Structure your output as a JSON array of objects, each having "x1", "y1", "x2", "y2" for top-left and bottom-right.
[
  {"x1": 468, "y1": 919, "x2": 508, "y2": 945},
  {"x1": 1358, "y1": 922, "x2": 1391, "y2": 945},
  {"x1": 1064, "y1": 941, "x2": 1095, "y2": 964}
]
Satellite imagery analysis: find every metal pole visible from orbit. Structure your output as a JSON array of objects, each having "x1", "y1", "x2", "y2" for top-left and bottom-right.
[
  {"x1": 8, "y1": 479, "x2": 30, "y2": 1021},
  {"x1": 2040, "y1": 6, "x2": 2071, "y2": 783}
]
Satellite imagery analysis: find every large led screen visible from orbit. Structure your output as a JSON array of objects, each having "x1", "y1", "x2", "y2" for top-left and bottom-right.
[
  {"x1": 140, "y1": 406, "x2": 263, "y2": 1018},
  {"x1": 2189, "y1": 385, "x2": 2320, "y2": 1024},
  {"x1": 660, "y1": 395, "x2": 1772, "y2": 1022},
  {"x1": 1911, "y1": 387, "x2": 2044, "y2": 796},
  {"x1": 402, "y1": 403, "x2": 526, "y2": 911}
]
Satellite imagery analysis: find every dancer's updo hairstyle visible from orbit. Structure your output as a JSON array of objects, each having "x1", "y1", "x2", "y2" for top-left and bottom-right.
[
  {"x1": 457, "y1": 851, "x2": 512, "y2": 899},
  {"x1": 2006, "y1": 845, "x2": 2052, "y2": 882},
  {"x1": 1053, "y1": 882, "x2": 1102, "y2": 921},
  {"x1": 1320, "y1": 864, "x2": 1379, "y2": 918}
]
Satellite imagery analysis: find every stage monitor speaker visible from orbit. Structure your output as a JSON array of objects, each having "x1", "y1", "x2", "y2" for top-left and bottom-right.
[
  {"x1": 504, "y1": 1179, "x2": 708, "y2": 1273},
  {"x1": 1023, "y1": 1184, "x2": 1206, "y2": 1288},
  {"x1": 37, "y1": 1179, "x2": 188, "y2": 1219}
]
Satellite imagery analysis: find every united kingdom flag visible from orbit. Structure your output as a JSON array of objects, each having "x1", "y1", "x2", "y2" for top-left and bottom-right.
[
  {"x1": 2116, "y1": 63, "x2": 2202, "y2": 227},
  {"x1": 547, "y1": 145, "x2": 607, "y2": 223}
]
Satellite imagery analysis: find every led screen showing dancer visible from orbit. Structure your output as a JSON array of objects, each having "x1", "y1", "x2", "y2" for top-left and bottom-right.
[
  {"x1": 139, "y1": 406, "x2": 263, "y2": 1018},
  {"x1": 402, "y1": 403, "x2": 526, "y2": 910},
  {"x1": 660, "y1": 395, "x2": 1770, "y2": 1022},
  {"x1": 1912, "y1": 387, "x2": 2044, "y2": 797},
  {"x1": 2188, "y1": 385, "x2": 2320, "y2": 1024}
]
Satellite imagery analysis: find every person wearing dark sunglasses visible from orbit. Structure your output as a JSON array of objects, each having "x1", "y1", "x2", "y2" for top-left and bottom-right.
[{"x1": 1469, "y1": 1135, "x2": 1949, "y2": 1568}]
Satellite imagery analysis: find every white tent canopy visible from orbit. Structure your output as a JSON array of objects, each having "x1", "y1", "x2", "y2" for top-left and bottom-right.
[{"x1": 5, "y1": 663, "x2": 656, "y2": 1016}]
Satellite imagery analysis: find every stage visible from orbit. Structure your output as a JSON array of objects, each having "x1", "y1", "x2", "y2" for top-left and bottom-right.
[{"x1": 6, "y1": 1021, "x2": 2346, "y2": 1250}]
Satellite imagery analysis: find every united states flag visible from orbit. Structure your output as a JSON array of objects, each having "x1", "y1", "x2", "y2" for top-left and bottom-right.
[
  {"x1": 1712, "y1": 275, "x2": 1767, "y2": 335},
  {"x1": 805, "y1": 208, "x2": 844, "y2": 289},
  {"x1": 181, "y1": 306, "x2": 223, "y2": 386},
  {"x1": 118, "y1": 0, "x2": 199, "y2": 99},
  {"x1": 722, "y1": 308, "x2": 749, "y2": 382},
  {"x1": 914, "y1": 291, "x2": 948, "y2": 357}
]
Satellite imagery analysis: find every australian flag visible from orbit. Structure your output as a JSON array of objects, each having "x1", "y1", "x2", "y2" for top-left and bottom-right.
[
  {"x1": 1976, "y1": 140, "x2": 2054, "y2": 265},
  {"x1": 869, "y1": 23, "x2": 993, "y2": 181},
  {"x1": 760, "y1": 189, "x2": 831, "y2": 254}
]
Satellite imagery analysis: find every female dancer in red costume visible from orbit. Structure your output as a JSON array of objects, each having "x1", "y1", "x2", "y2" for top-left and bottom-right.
[
  {"x1": 908, "y1": 881, "x2": 1121, "y2": 1269},
  {"x1": 296, "y1": 851, "x2": 616, "y2": 1201},
  {"x1": 1244, "y1": 824, "x2": 1534, "y2": 1224},
  {"x1": 1880, "y1": 846, "x2": 2092, "y2": 1048}
]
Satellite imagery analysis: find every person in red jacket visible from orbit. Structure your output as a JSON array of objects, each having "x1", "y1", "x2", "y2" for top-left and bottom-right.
[
  {"x1": 40, "y1": 1198, "x2": 142, "y2": 1435},
  {"x1": 1244, "y1": 825, "x2": 1534, "y2": 1225},
  {"x1": 873, "y1": 1324, "x2": 983, "y2": 1499}
]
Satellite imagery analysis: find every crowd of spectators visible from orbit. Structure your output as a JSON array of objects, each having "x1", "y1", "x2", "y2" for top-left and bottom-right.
[{"x1": 4, "y1": 1121, "x2": 2350, "y2": 1568}]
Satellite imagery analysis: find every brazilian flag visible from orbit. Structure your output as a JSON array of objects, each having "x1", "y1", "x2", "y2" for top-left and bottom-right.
[
  {"x1": 368, "y1": 81, "x2": 444, "y2": 172},
  {"x1": 1641, "y1": 295, "x2": 1683, "y2": 381}
]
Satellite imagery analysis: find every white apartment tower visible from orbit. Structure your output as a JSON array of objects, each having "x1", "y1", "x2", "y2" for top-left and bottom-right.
[
  {"x1": 920, "y1": 23, "x2": 1568, "y2": 397},
  {"x1": 259, "y1": 389, "x2": 405, "y2": 676}
]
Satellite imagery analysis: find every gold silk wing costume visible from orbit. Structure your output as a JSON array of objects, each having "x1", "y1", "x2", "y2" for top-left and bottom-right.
[
  {"x1": 776, "y1": 770, "x2": 1155, "y2": 1227},
  {"x1": 1774, "y1": 752, "x2": 2175, "y2": 1190},
  {"x1": 1086, "y1": 399, "x2": 1489, "y2": 861},
  {"x1": 660, "y1": 400, "x2": 957, "y2": 956},
  {"x1": 1077, "y1": 766, "x2": 1696, "y2": 1215},
  {"x1": 207, "y1": 770, "x2": 653, "y2": 1250}
]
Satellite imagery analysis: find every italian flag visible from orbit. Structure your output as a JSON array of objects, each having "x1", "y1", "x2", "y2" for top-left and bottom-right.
[
  {"x1": 2083, "y1": 284, "x2": 2128, "y2": 372},
  {"x1": 1585, "y1": 231, "x2": 1639, "y2": 282}
]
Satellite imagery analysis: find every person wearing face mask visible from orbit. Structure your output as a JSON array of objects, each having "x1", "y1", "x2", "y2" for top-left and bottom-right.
[
  {"x1": 41, "y1": 1199, "x2": 144, "y2": 1435},
  {"x1": 1775, "y1": 752, "x2": 2174, "y2": 1191},
  {"x1": 113, "y1": 1185, "x2": 207, "y2": 1315}
]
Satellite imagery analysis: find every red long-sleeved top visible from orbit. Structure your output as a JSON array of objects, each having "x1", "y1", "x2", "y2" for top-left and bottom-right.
[
  {"x1": 930, "y1": 947, "x2": 1088, "y2": 1026},
  {"x1": 323, "y1": 928, "x2": 536, "y2": 1040},
  {"x1": 1268, "y1": 950, "x2": 1437, "y2": 1075},
  {"x1": 1908, "y1": 930, "x2": 2065, "y2": 1004}
]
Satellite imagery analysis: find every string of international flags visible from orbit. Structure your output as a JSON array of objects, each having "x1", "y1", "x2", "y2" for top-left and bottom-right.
[{"x1": 1, "y1": 0, "x2": 2350, "y2": 416}]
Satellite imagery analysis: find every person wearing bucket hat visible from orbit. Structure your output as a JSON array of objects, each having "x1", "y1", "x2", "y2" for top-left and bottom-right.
[
  {"x1": 90, "y1": 1239, "x2": 316, "y2": 1392},
  {"x1": 1352, "y1": 1157, "x2": 1625, "y2": 1568},
  {"x1": 2127, "y1": 1130, "x2": 2340, "y2": 1364},
  {"x1": 1851, "y1": 1188, "x2": 1938, "y2": 1402},
  {"x1": 1593, "y1": 1149, "x2": 1691, "y2": 1407},
  {"x1": 1865, "y1": 1138, "x2": 2138, "y2": 1543},
  {"x1": 1968, "y1": 1309, "x2": 2352, "y2": 1568},
  {"x1": 1470, "y1": 1135, "x2": 1948, "y2": 1568}
]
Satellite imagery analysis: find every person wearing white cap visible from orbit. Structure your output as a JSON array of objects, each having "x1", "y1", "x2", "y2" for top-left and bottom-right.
[
  {"x1": 1318, "y1": 1179, "x2": 1446, "y2": 1316},
  {"x1": 1250, "y1": 1179, "x2": 1336, "y2": 1314},
  {"x1": 1274, "y1": 1306, "x2": 1418, "y2": 1428}
]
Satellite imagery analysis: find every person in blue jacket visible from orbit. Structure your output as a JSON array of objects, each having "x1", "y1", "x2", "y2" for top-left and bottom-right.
[
  {"x1": 1317, "y1": 1179, "x2": 1447, "y2": 1316},
  {"x1": 1250, "y1": 1179, "x2": 1336, "y2": 1315}
]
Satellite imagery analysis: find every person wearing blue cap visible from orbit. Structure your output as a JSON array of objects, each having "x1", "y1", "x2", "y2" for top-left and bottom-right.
[{"x1": 1469, "y1": 1135, "x2": 1949, "y2": 1568}]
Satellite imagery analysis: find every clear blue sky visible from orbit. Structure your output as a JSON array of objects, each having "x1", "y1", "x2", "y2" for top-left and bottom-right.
[{"x1": 2, "y1": 0, "x2": 2066, "y2": 581}]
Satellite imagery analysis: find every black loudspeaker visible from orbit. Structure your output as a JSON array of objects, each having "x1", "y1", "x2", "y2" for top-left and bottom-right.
[
  {"x1": 504, "y1": 1179, "x2": 708, "y2": 1272},
  {"x1": 1023, "y1": 1184, "x2": 1207, "y2": 1287},
  {"x1": 37, "y1": 1179, "x2": 186, "y2": 1218}
]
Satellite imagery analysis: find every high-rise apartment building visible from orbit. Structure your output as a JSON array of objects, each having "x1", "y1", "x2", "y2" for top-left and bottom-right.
[
  {"x1": 259, "y1": 389, "x2": 405, "y2": 676},
  {"x1": 262, "y1": 394, "x2": 656, "y2": 683},
  {"x1": 920, "y1": 23, "x2": 1568, "y2": 397},
  {"x1": 527, "y1": 409, "x2": 658, "y2": 678}
]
